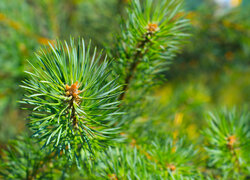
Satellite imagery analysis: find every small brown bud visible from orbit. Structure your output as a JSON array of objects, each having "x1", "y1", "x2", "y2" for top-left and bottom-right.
[
  {"x1": 147, "y1": 23, "x2": 159, "y2": 33},
  {"x1": 130, "y1": 139, "x2": 136, "y2": 147},
  {"x1": 227, "y1": 135, "x2": 237, "y2": 149},
  {"x1": 73, "y1": 92, "x2": 78, "y2": 98},
  {"x1": 66, "y1": 91, "x2": 70, "y2": 96},
  {"x1": 65, "y1": 81, "x2": 80, "y2": 101},
  {"x1": 65, "y1": 84, "x2": 70, "y2": 90},
  {"x1": 71, "y1": 81, "x2": 78, "y2": 89},
  {"x1": 108, "y1": 174, "x2": 118, "y2": 180},
  {"x1": 167, "y1": 164, "x2": 176, "y2": 172}
]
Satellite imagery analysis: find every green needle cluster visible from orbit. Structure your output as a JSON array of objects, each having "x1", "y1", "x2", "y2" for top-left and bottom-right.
[{"x1": 20, "y1": 39, "x2": 122, "y2": 161}]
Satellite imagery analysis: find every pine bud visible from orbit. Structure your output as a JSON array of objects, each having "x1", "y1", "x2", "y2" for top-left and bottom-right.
[{"x1": 147, "y1": 23, "x2": 159, "y2": 33}]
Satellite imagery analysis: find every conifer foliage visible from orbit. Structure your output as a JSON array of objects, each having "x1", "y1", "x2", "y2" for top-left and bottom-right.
[
  {"x1": 20, "y1": 39, "x2": 122, "y2": 158},
  {"x1": 112, "y1": 0, "x2": 189, "y2": 102},
  {"x1": 0, "y1": 0, "x2": 249, "y2": 179},
  {"x1": 203, "y1": 108, "x2": 250, "y2": 179}
]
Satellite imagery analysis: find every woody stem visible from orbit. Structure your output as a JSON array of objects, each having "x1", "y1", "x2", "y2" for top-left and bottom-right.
[
  {"x1": 231, "y1": 147, "x2": 241, "y2": 173},
  {"x1": 70, "y1": 98, "x2": 78, "y2": 128},
  {"x1": 119, "y1": 32, "x2": 152, "y2": 101}
]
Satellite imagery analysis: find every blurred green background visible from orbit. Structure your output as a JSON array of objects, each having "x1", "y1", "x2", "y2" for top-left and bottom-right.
[{"x1": 0, "y1": 0, "x2": 249, "y2": 145}]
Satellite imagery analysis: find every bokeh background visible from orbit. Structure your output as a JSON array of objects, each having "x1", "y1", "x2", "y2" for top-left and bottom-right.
[{"x1": 0, "y1": 0, "x2": 249, "y2": 147}]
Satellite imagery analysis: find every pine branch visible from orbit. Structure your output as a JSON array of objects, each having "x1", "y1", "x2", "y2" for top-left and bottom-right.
[
  {"x1": 0, "y1": 135, "x2": 54, "y2": 179},
  {"x1": 113, "y1": 0, "x2": 190, "y2": 103},
  {"x1": 119, "y1": 32, "x2": 152, "y2": 101},
  {"x1": 203, "y1": 108, "x2": 249, "y2": 179},
  {"x1": 20, "y1": 38, "x2": 122, "y2": 162}
]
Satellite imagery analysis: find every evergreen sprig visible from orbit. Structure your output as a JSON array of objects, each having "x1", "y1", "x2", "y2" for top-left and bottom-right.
[
  {"x1": 20, "y1": 38, "x2": 122, "y2": 159},
  {"x1": 148, "y1": 137, "x2": 197, "y2": 179},
  {"x1": 96, "y1": 146, "x2": 156, "y2": 179},
  {"x1": 90, "y1": 137, "x2": 198, "y2": 179},
  {"x1": 203, "y1": 108, "x2": 250, "y2": 179},
  {"x1": 112, "y1": 0, "x2": 189, "y2": 101},
  {"x1": 2, "y1": 0, "x2": 248, "y2": 179},
  {"x1": 0, "y1": 135, "x2": 52, "y2": 179},
  {"x1": 0, "y1": 133, "x2": 76, "y2": 179}
]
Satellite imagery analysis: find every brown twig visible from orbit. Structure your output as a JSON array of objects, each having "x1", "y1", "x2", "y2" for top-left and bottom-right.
[
  {"x1": 119, "y1": 33, "x2": 152, "y2": 101},
  {"x1": 66, "y1": 82, "x2": 81, "y2": 128},
  {"x1": 227, "y1": 135, "x2": 241, "y2": 173}
]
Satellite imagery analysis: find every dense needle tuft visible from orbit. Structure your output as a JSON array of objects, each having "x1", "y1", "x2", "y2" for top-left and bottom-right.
[
  {"x1": 203, "y1": 108, "x2": 249, "y2": 178},
  {"x1": 167, "y1": 164, "x2": 176, "y2": 172},
  {"x1": 20, "y1": 38, "x2": 122, "y2": 162}
]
